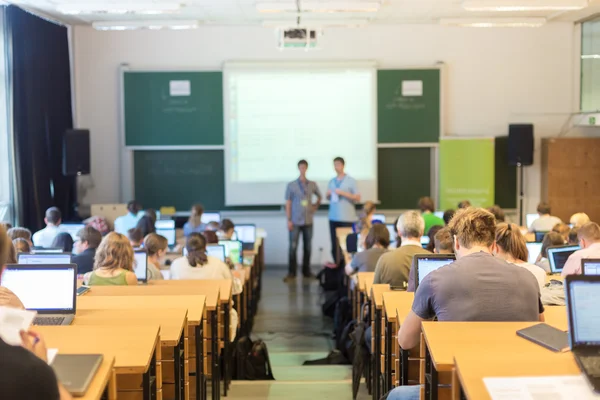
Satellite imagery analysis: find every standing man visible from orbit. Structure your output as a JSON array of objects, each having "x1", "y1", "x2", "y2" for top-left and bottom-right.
[
  {"x1": 284, "y1": 160, "x2": 322, "y2": 282},
  {"x1": 327, "y1": 157, "x2": 361, "y2": 264}
]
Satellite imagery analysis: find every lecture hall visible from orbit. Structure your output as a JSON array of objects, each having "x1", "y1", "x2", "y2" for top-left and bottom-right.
[{"x1": 0, "y1": 1, "x2": 599, "y2": 399}]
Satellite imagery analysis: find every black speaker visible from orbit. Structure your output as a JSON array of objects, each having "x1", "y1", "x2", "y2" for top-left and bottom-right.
[
  {"x1": 508, "y1": 124, "x2": 534, "y2": 166},
  {"x1": 63, "y1": 129, "x2": 90, "y2": 176}
]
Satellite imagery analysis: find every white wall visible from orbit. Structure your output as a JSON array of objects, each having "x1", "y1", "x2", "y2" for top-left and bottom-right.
[{"x1": 72, "y1": 23, "x2": 578, "y2": 265}]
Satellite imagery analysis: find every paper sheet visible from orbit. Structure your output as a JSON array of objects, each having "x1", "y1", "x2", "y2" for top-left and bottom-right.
[
  {"x1": 0, "y1": 306, "x2": 37, "y2": 345},
  {"x1": 484, "y1": 375, "x2": 600, "y2": 400},
  {"x1": 47, "y1": 348, "x2": 58, "y2": 365}
]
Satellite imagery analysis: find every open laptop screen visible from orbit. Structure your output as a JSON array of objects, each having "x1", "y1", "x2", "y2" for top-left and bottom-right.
[
  {"x1": 201, "y1": 212, "x2": 221, "y2": 224},
  {"x1": 133, "y1": 251, "x2": 148, "y2": 282},
  {"x1": 548, "y1": 245, "x2": 580, "y2": 273},
  {"x1": 434, "y1": 211, "x2": 444, "y2": 219},
  {"x1": 372, "y1": 214, "x2": 385, "y2": 223},
  {"x1": 526, "y1": 242, "x2": 543, "y2": 264},
  {"x1": 207, "y1": 245, "x2": 226, "y2": 262},
  {"x1": 18, "y1": 253, "x2": 72, "y2": 265},
  {"x1": 1, "y1": 265, "x2": 76, "y2": 311},
  {"x1": 219, "y1": 240, "x2": 243, "y2": 264},
  {"x1": 235, "y1": 225, "x2": 256, "y2": 244},
  {"x1": 582, "y1": 259, "x2": 600, "y2": 276},
  {"x1": 416, "y1": 256, "x2": 455, "y2": 287},
  {"x1": 60, "y1": 224, "x2": 85, "y2": 241},
  {"x1": 567, "y1": 279, "x2": 600, "y2": 346}
]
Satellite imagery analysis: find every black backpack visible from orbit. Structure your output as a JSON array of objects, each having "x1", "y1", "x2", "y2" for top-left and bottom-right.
[{"x1": 233, "y1": 337, "x2": 275, "y2": 381}]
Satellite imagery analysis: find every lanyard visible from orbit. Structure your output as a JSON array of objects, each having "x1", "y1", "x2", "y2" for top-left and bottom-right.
[
  {"x1": 334, "y1": 175, "x2": 346, "y2": 189},
  {"x1": 298, "y1": 179, "x2": 308, "y2": 197}
]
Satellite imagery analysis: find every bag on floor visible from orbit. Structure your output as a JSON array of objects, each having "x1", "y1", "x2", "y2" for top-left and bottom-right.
[
  {"x1": 233, "y1": 336, "x2": 275, "y2": 381},
  {"x1": 333, "y1": 296, "x2": 352, "y2": 342}
]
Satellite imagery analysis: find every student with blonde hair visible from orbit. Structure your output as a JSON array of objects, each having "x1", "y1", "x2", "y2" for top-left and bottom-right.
[
  {"x1": 143, "y1": 233, "x2": 167, "y2": 280},
  {"x1": 86, "y1": 233, "x2": 138, "y2": 286},
  {"x1": 552, "y1": 223, "x2": 570, "y2": 243},
  {"x1": 13, "y1": 238, "x2": 31, "y2": 255},
  {"x1": 183, "y1": 204, "x2": 207, "y2": 237},
  {"x1": 570, "y1": 213, "x2": 590, "y2": 229},
  {"x1": 562, "y1": 222, "x2": 600, "y2": 276},
  {"x1": 7, "y1": 227, "x2": 32, "y2": 246},
  {"x1": 355, "y1": 201, "x2": 377, "y2": 251},
  {"x1": 493, "y1": 223, "x2": 546, "y2": 289},
  {"x1": 0, "y1": 225, "x2": 24, "y2": 309}
]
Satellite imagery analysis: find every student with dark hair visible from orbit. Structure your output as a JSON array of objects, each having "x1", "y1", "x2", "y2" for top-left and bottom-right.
[
  {"x1": 219, "y1": 219, "x2": 235, "y2": 240},
  {"x1": 184, "y1": 204, "x2": 207, "y2": 237},
  {"x1": 457, "y1": 200, "x2": 471, "y2": 209},
  {"x1": 32, "y1": 207, "x2": 62, "y2": 248},
  {"x1": 72, "y1": 226, "x2": 103, "y2": 275},
  {"x1": 536, "y1": 231, "x2": 565, "y2": 272},
  {"x1": 345, "y1": 224, "x2": 389, "y2": 276},
  {"x1": 135, "y1": 215, "x2": 156, "y2": 238},
  {"x1": 51, "y1": 232, "x2": 74, "y2": 253},
  {"x1": 7, "y1": 227, "x2": 32, "y2": 245},
  {"x1": 170, "y1": 233, "x2": 232, "y2": 280},
  {"x1": 127, "y1": 228, "x2": 144, "y2": 248},
  {"x1": 443, "y1": 209, "x2": 455, "y2": 225},
  {"x1": 114, "y1": 200, "x2": 142, "y2": 234},
  {"x1": 487, "y1": 205, "x2": 505, "y2": 222},
  {"x1": 568, "y1": 228, "x2": 579, "y2": 245},
  {"x1": 529, "y1": 202, "x2": 562, "y2": 233},
  {"x1": 203, "y1": 230, "x2": 219, "y2": 245},
  {"x1": 143, "y1": 233, "x2": 167, "y2": 280},
  {"x1": 425, "y1": 225, "x2": 443, "y2": 253},
  {"x1": 418, "y1": 197, "x2": 444, "y2": 234}
]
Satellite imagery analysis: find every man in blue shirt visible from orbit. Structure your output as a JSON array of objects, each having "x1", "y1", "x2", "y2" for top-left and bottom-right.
[
  {"x1": 327, "y1": 157, "x2": 360, "y2": 263},
  {"x1": 284, "y1": 160, "x2": 322, "y2": 282},
  {"x1": 114, "y1": 200, "x2": 142, "y2": 234}
]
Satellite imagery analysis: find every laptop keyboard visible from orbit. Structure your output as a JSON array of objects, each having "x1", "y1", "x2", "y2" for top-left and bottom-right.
[
  {"x1": 579, "y1": 356, "x2": 600, "y2": 377},
  {"x1": 34, "y1": 316, "x2": 65, "y2": 326}
]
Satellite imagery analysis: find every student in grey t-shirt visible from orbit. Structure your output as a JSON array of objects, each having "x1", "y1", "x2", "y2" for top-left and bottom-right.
[
  {"x1": 345, "y1": 224, "x2": 390, "y2": 276},
  {"x1": 529, "y1": 202, "x2": 562, "y2": 233}
]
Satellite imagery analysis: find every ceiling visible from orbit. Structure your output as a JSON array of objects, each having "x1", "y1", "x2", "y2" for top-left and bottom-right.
[{"x1": 5, "y1": 0, "x2": 600, "y2": 26}]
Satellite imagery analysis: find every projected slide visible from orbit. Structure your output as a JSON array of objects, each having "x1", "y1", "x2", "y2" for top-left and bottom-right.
[{"x1": 224, "y1": 63, "x2": 377, "y2": 206}]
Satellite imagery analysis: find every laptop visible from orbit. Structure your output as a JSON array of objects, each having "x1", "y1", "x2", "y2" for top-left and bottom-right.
[
  {"x1": 582, "y1": 259, "x2": 600, "y2": 276},
  {"x1": 60, "y1": 223, "x2": 85, "y2": 241},
  {"x1": 548, "y1": 245, "x2": 581, "y2": 274},
  {"x1": 133, "y1": 250, "x2": 148, "y2": 283},
  {"x1": 235, "y1": 224, "x2": 257, "y2": 251},
  {"x1": 526, "y1": 242, "x2": 543, "y2": 264},
  {"x1": 566, "y1": 275, "x2": 600, "y2": 392},
  {"x1": 52, "y1": 354, "x2": 103, "y2": 397},
  {"x1": 18, "y1": 252, "x2": 72, "y2": 265},
  {"x1": 372, "y1": 214, "x2": 385, "y2": 223},
  {"x1": 414, "y1": 254, "x2": 456, "y2": 290},
  {"x1": 206, "y1": 244, "x2": 226, "y2": 262},
  {"x1": 526, "y1": 213, "x2": 538, "y2": 229},
  {"x1": 31, "y1": 248, "x2": 64, "y2": 254},
  {"x1": 0, "y1": 264, "x2": 77, "y2": 326},
  {"x1": 534, "y1": 231, "x2": 548, "y2": 243},
  {"x1": 219, "y1": 240, "x2": 243, "y2": 264},
  {"x1": 155, "y1": 219, "x2": 176, "y2": 248},
  {"x1": 201, "y1": 212, "x2": 221, "y2": 224}
]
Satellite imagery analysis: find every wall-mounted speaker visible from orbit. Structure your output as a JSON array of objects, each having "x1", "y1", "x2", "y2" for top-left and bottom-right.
[{"x1": 508, "y1": 124, "x2": 534, "y2": 166}]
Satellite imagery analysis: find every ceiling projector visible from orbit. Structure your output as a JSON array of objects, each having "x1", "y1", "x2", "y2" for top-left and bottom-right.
[{"x1": 278, "y1": 28, "x2": 319, "y2": 49}]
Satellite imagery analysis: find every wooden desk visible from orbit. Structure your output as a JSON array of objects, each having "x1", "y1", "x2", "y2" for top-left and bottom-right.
[
  {"x1": 354, "y1": 272, "x2": 375, "y2": 320},
  {"x1": 80, "y1": 356, "x2": 116, "y2": 400},
  {"x1": 544, "y1": 306, "x2": 568, "y2": 331},
  {"x1": 370, "y1": 284, "x2": 391, "y2": 400},
  {"x1": 35, "y1": 325, "x2": 159, "y2": 400}
]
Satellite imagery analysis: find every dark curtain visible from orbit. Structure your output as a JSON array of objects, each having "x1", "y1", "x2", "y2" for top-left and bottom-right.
[{"x1": 6, "y1": 6, "x2": 75, "y2": 230}]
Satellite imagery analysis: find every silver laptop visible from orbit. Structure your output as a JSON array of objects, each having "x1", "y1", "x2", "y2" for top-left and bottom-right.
[
  {"x1": 133, "y1": 250, "x2": 148, "y2": 283},
  {"x1": 52, "y1": 354, "x2": 103, "y2": 397},
  {"x1": 206, "y1": 244, "x2": 226, "y2": 262},
  {"x1": 18, "y1": 252, "x2": 72, "y2": 265},
  {"x1": 155, "y1": 219, "x2": 176, "y2": 247},
  {"x1": 0, "y1": 264, "x2": 77, "y2": 326}
]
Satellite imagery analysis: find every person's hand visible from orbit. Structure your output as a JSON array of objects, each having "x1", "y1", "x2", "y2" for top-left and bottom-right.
[
  {"x1": 0, "y1": 287, "x2": 25, "y2": 309},
  {"x1": 287, "y1": 221, "x2": 293, "y2": 231},
  {"x1": 335, "y1": 188, "x2": 343, "y2": 195},
  {"x1": 312, "y1": 204, "x2": 319, "y2": 212},
  {"x1": 326, "y1": 189, "x2": 332, "y2": 197},
  {"x1": 20, "y1": 330, "x2": 48, "y2": 362}
]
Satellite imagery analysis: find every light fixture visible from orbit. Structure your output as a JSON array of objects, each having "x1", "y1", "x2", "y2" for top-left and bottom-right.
[
  {"x1": 58, "y1": 3, "x2": 181, "y2": 15},
  {"x1": 92, "y1": 20, "x2": 198, "y2": 31},
  {"x1": 262, "y1": 18, "x2": 369, "y2": 27},
  {"x1": 256, "y1": 1, "x2": 381, "y2": 13},
  {"x1": 440, "y1": 17, "x2": 546, "y2": 27},
  {"x1": 462, "y1": 0, "x2": 588, "y2": 12},
  {"x1": 581, "y1": 54, "x2": 600, "y2": 59}
]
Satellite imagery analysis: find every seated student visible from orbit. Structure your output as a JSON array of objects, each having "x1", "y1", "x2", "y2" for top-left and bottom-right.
[
  {"x1": 143, "y1": 233, "x2": 167, "y2": 280},
  {"x1": 355, "y1": 201, "x2": 376, "y2": 249},
  {"x1": 127, "y1": 228, "x2": 144, "y2": 248},
  {"x1": 457, "y1": 200, "x2": 471, "y2": 209},
  {"x1": 72, "y1": 226, "x2": 102, "y2": 275},
  {"x1": 487, "y1": 205, "x2": 505, "y2": 222},
  {"x1": 536, "y1": 231, "x2": 566, "y2": 273},
  {"x1": 568, "y1": 228, "x2": 579, "y2": 245},
  {"x1": 552, "y1": 223, "x2": 570, "y2": 243},
  {"x1": 387, "y1": 208, "x2": 545, "y2": 400},
  {"x1": 493, "y1": 223, "x2": 546, "y2": 289},
  {"x1": 425, "y1": 225, "x2": 443, "y2": 253},
  {"x1": 418, "y1": 197, "x2": 444, "y2": 234},
  {"x1": 183, "y1": 204, "x2": 207, "y2": 237},
  {"x1": 373, "y1": 211, "x2": 430, "y2": 288},
  {"x1": 114, "y1": 200, "x2": 141, "y2": 234},
  {"x1": 442, "y1": 209, "x2": 455, "y2": 225},
  {"x1": 562, "y1": 222, "x2": 600, "y2": 276},
  {"x1": 13, "y1": 238, "x2": 31, "y2": 255},
  {"x1": 170, "y1": 233, "x2": 233, "y2": 280},
  {"x1": 529, "y1": 202, "x2": 562, "y2": 233},
  {"x1": 570, "y1": 212, "x2": 590, "y2": 229},
  {"x1": 205, "y1": 221, "x2": 220, "y2": 231},
  {"x1": 7, "y1": 227, "x2": 32, "y2": 246},
  {"x1": 345, "y1": 224, "x2": 389, "y2": 276},
  {"x1": 135, "y1": 215, "x2": 155, "y2": 238},
  {"x1": 32, "y1": 207, "x2": 62, "y2": 248},
  {"x1": 0, "y1": 225, "x2": 24, "y2": 309},
  {"x1": 219, "y1": 219, "x2": 235, "y2": 240},
  {"x1": 51, "y1": 232, "x2": 73, "y2": 253},
  {"x1": 203, "y1": 230, "x2": 219, "y2": 245},
  {"x1": 407, "y1": 227, "x2": 454, "y2": 292},
  {"x1": 86, "y1": 233, "x2": 138, "y2": 286}
]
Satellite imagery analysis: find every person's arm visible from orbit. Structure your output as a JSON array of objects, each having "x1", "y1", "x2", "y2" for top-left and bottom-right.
[
  {"x1": 345, "y1": 253, "x2": 360, "y2": 276},
  {"x1": 398, "y1": 311, "x2": 426, "y2": 349},
  {"x1": 538, "y1": 298, "x2": 545, "y2": 322},
  {"x1": 285, "y1": 200, "x2": 293, "y2": 231},
  {"x1": 0, "y1": 287, "x2": 25, "y2": 309},
  {"x1": 335, "y1": 189, "x2": 361, "y2": 202},
  {"x1": 125, "y1": 271, "x2": 139, "y2": 285},
  {"x1": 313, "y1": 185, "x2": 322, "y2": 210},
  {"x1": 399, "y1": 276, "x2": 436, "y2": 349}
]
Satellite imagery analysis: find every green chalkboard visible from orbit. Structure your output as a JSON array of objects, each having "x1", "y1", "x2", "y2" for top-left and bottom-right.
[
  {"x1": 124, "y1": 71, "x2": 223, "y2": 146},
  {"x1": 377, "y1": 69, "x2": 440, "y2": 143},
  {"x1": 494, "y1": 136, "x2": 517, "y2": 209},
  {"x1": 378, "y1": 148, "x2": 431, "y2": 209}
]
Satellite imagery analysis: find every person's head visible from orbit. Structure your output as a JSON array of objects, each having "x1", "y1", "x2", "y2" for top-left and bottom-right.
[
  {"x1": 298, "y1": 159, "x2": 308, "y2": 177},
  {"x1": 135, "y1": 216, "x2": 156, "y2": 238},
  {"x1": 203, "y1": 230, "x2": 219, "y2": 244},
  {"x1": 189, "y1": 204, "x2": 205, "y2": 228},
  {"x1": 447, "y1": 207, "x2": 496, "y2": 258},
  {"x1": 0, "y1": 225, "x2": 12, "y2": 276},
  {"x1": 0, "y1": 222, "x2": 12, "y2": 230},
  {"x1": 537, "y1": 202, "x2": 551, "y2": 216},
  {"x1": 568, "y1": 228, "x2": 579, "y2": 245},
  {"x1": 13, "y1": 238, "x2": 31, "y2": 254},
  {"x1": 457, "y1": 200, "x2": 471, "y2": 209},
  {"x1": 434, "y1": 227, "x2": 454, "y2": 254},
  {"x1": 143, "y1": 233, "x2": 168, "y2": 262},
  {"x1": 74, "y1": 226, "x2": 102, "y2": 254},
  {"x1": 127, "y1": 228, "x2": 144, "y2": 247},
  {"x1": 487, "y1": 205, "x2": 505, "y2": 222},
  {"x1": 443, "y1": 209, "x2": 455, "y2": 225},
  {"x1": 570, "y1": 213, "x2": 590, "y2": 229},
  {"x1": 577, "y1": 222, "x2": 600, "y2": 249},
  {"x1": 127, "y1": 200, "x2": 141, "y2": 215},
  {"x1": 51, "y1": 232, "x2": 74, "y2": 253},
  {"x1": 540, "y1": 231, "x2": 565, "y2": 258},
  {"x1": 7, "y1": 227, "x2": 32, "y2": 245},
  {"x1": 552, "y1": 223, "x2": 570, "y2": 243},
  {"x1": 426, "y1": 225, "x2": 443, "y2": 253},
  {"x1": 94, "y1": 232, "x2": 134, "y2": 271},
  {"x1": 185, "y1": 233, "x2": 208, "y2": 267},
  {"x1": 365, "y1": 224, "x2": 390, "y2": 250},
  {"x1": 358, "y1": 201, "x2": 377, "y2": 232},
  {"x1": 44, "y1": 207, "x2": 62, "y2": 227},
  {"x1": 206, "y1": 221, "x2": 220, "y2": 231},
  {"x1": 333, "y1": 157, "x2": 345, "y2": 175},
  {"x1": 418, "y1": 197, "x2": 435, "y2": 213},
  {"x1": 144, "y1": 209, "x2": 157, "y2": 225},
  {"x1": 493, "y1": 223, "x2": 528, "y2": 263},
  {"x1": 220, "y1": 219, "x2": 235, "y2": 239},
  {"x1": 396, "y1": 211, "x2": 425, "y2": 241}
]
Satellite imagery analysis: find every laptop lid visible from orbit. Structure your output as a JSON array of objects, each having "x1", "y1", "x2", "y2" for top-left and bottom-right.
[
  {"x1": 155, "y1": 219, "x2": 176, "y2": 247},
  {"x1": 18, "y1": 253, "x2": 72, "y2": 265},
  {"x1": 526, "y1": 213, "x2": 538, "y2": 229},
  {"x1": 565, "y1": 275, "x2": 600, "y2": 350},
  {"x1": 133, "y1": 251, "x2": 148, "y2": 282},
  {"x1": 548, "y1": 245, "x2": 580, "y2": 273},
  {"x1": 31, "y1": 248, "x2": 64, "y2": 254},
  {"x1": 206, "y1": 244, "x2": 226, "y2": 262},
  {"x1": 219, "y1": 240, "x2": 243, "y2": 264},
  {"x1": 534, "y1": 231, "x2": 548, "y2": 243},
  {"x1": 235, "y1": 224, "x2": 256, "y2": 244},
  {"x1": 201, "y1": 212, "x2": 221, "y2": 224},
  {"x1": 51, "y1": 354, "x2": 103, "y2": 396},
  {"x1": 414, "y1": 254, "x2": 456, "y2": 290},
  {"x1": 155, "y1": 219, "x2": 175, "y2": 230},
  {"x1": 582, "y1": 259, "x2": 600, "y2": 276},
  {"x1": 60, "y1": 223, "x2": 85, "y2": 241},
  {"x1": 0, "y1": 264, "x2": 77, "y2": 314},
  {"x1": 526, "y1": 242, "x2": 543, "y2": 264}
]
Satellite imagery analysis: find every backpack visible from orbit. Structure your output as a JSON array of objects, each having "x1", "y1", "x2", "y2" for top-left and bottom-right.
[
  {"x1": 333, "y1": 296, "x2": 353, "y2": 343},
  {"x1": 233, "y1": 336, "x2": 275, "y2": 381}
]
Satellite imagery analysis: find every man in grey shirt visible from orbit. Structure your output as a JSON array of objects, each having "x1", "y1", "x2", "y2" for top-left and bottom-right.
[
  {"x1": 284, "y1": 160, "x2": 322, "y2": 282},
  {"x1": 529, "y1": 202, "x2": 562, "y2": 233}
]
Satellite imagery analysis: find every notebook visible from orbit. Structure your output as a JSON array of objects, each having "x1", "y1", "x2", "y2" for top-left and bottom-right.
[
  {"x1": 51, "y1": 354, "x2": 103, "y2": 396},
  {"x1": 516, "y1": 323, "x2": 569, "y2": 352}
]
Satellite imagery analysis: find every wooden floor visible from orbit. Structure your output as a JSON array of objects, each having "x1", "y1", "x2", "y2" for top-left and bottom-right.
[{"x1": 227, "y1": 266, "x2": 370, "y2": 400}]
